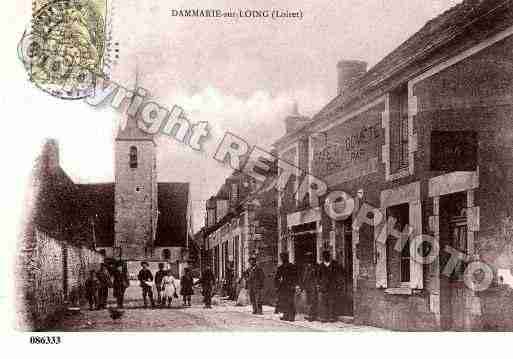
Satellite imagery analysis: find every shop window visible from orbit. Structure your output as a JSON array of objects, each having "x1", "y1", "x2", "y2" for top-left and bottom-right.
[
  {"x1": 162, "y1": 248, "x2": 171, "y2": 260},
  {"x1": 129, "y1": 146, "x2": 138, "y2": 168},
  {"x1": 385, "y1": 203, "x2": 410, "y2": 287},
  {"x1": 376, "y1": 183, "x2": 423, "y2": 290}
]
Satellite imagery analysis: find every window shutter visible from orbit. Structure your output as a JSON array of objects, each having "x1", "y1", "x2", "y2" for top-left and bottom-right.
[
  {"x1": 409, "y1": 200, "x2": 423, "y2": 289},
  {"x1": 375, "y1": 222, "x2": 387, "y2": 288},
  {"x1": 467, "y1": 206, "x2": 480, "y2": 231}
]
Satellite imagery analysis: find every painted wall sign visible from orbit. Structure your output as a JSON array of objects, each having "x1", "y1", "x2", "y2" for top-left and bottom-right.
[{"x1": 312, "y1": 115, "x2": 382, "y2": 179}]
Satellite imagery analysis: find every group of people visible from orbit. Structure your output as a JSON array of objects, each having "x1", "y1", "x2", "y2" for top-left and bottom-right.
[
  {"x1": 239, "y1": 250, "x2": 344, "y2": 323},
  {"x1": 85, "y1": 262, "x2": 130, "y2": 310},
  {"x1": 84, "y1": 253, "x2": 344, "y2": 322},
  {"x1": 138, "y1": 261, "x2": 195, "y2": 308},
  {"x1": 84, "y1": 261, "x2": 195, "y2": 310}
]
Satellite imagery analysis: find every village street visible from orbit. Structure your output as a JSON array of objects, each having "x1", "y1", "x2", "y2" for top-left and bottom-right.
[{"x1": 49, "y1": 283, "x2": 382, "y2": 332}]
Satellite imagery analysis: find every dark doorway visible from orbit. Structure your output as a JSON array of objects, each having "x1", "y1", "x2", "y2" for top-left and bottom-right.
[
  {"x1": 293, "y1": 232, "x2": 317, "y2": 277},
  {"x1": 439, "y1": 192, "x2": 467, "y2": 331},
  {"x1": 336, "y1": 217, "x2": 354, "y2": 316}
]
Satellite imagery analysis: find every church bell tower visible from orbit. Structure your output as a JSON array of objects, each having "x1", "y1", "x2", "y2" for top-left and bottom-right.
[{"x1": 114, "y1": 115, "x2": 158, "y2": 260}]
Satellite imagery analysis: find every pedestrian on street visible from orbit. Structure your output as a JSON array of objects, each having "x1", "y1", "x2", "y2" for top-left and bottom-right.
[
  {"x1": 112, "y1": 262, "x2": 130, "y2": 309},
  {"x1": 225, "y1": 262, "x2": 236, "y2": 300},
  {"x1": 318, "y1": 250, "x2": 340, "y2": 323},
  {"x1": 274, "y1": 252, "x2": 298, "y2": 321},
  {"x1": 161, "y1": 270, "x2": 178, "y2": 308},
  {"x1": 180, "y1": 267, "x2": 194, "y2": 307},
  {"x1": 301, "y1": 252, "x2": 319, "y2": 321},
  {"x1": 155, "y1": 263, "x2": 166, "y2": 306},
  {"x1": 138, "y1": 261, "x2": 155, "y2": 308},
  {"x1": 96, "y1": 263, "x2": 112, "y2": 309},
  {"x1": 200, "y1": 265, "x2": 215, "y2": 308},
  {"x1": 85, "y1": 269, "x2": 99, "y2": 310},
  {"x1": 246, "y1": 256, "x2": 265, "y2": 315}
]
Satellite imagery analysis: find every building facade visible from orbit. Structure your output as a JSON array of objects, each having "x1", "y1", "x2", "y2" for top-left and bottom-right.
[
  {"x1": 197, "y1": 170, "x2": 278, "y2": 300},
  {"x1": 274, "y1": 0, "x2": 513, "y2": 330}
]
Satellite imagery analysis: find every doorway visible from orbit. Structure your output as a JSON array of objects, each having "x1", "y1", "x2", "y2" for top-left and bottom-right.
[
  {"x1": 293, "y1": 232, "x2": 317, "y2": 276},
  {"x1": 291, "y1": 221, "x2": 317, "y2": 278},
  {"x1": 439, "y1": 192, "x2": 467, "y2": 330},
  {"x1": 337, "y1": 217, "x2": 354, "y2": 316}
]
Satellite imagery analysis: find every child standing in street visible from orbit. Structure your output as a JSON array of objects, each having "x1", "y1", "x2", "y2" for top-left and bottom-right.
[
  {"x1": 85, "y1": 270, "x2": 99, "y2": 310},
  {"x1": 180, "y1": 267, "x2": 194, "y2": 307},
  {"x1": 161, "y1": 270, "x2": 178, "y2": 308}
]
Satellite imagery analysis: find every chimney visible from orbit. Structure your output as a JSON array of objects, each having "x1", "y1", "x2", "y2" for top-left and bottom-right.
[
  {"x1": 337, "y1": 60, "x2": 367, "y2": 97},
  {"x1": 42, "y1": 138, "x2": 60, "y2": 174},
  {"x1": 284, "y1": 102, "x2": 310, "y2": 134}
]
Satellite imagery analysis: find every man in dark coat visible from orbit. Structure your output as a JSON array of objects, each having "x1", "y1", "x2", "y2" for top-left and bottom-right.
[
  {"x1": 137, "y1": 261, "x2": 155, "y2": 308},
  {"x1": 225, "y1": 262, "x2": 236, "y2": 300},
  {"x1": 246, "y1": 256, "x2": 265, "y2": 315},
  {"x1": 200, "y1": 265, "x2": 216, "y2": 308},
  {"x1": 275, "y1": 252, "x2": 298, "y2": 321},
  {"x1": 318, "y1": 250, "x2": 340, "y2": 322},
  {"x1": 301, "y1": 252, "x2": 319, "y2": 321},
  {"x1": 180, "y1": 267, "x2": 194, "y2": 307},
  {"x1": 96, "y1": 263, "x2": 112, "y2": 309},
  {"x1": 112, "y1": 262, "x2": 130, "y2": 309},
  {"x1": 154, "y1": 263, "x2": 166, "y2": 306}
]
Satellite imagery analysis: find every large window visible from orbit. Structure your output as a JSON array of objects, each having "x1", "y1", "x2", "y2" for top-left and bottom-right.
[
  {"x1": 386, "y1": 203, "x2": 410, "y2": 287},
  {"x1": 390, "y1": 85, "x2": 409, "y2": 174},
  {"x1": 129, "y1": 146, "x2": 138, "y2": 168}
]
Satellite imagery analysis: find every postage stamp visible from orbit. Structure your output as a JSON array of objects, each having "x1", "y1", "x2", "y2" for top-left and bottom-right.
[{"x1": 19, "y1": 0, "x2": 109, "y2": 99}]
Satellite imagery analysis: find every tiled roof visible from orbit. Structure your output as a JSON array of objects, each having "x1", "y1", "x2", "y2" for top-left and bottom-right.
[
  {"x1": 275, "y1": 0, "x2": 513, "y2": 146},
  {"x1": 74, "y1": 182, "x2": 190, "y2": 248},
  {"x1": 324, "y1": 0, "x2": 512, "y2": 114},
  {"x1": 156, "y1": 182, "x2": 190, "y2": 247},
  {"x1": 76, "y1": 183, "x2": 115, "y2": 247}
]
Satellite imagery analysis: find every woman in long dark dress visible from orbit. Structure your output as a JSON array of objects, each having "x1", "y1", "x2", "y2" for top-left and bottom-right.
[{"x1": 180, "y1": 267, "x2": 194, "y2": 307}]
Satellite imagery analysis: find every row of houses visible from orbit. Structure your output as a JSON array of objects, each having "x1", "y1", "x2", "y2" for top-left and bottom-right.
[
  {"x1": 194, "y1": 167, "x2": 279, "y2": 301},
  {"x1": 195, "y1": 0, "x2": 513, "y2": 330}
]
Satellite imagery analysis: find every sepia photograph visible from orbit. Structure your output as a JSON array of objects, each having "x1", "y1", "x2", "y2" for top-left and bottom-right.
[{"x1": 4, "y1": 0, "x2": 513, "y2": 353}]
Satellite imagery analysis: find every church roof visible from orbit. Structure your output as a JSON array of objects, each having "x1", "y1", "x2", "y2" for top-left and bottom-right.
[
  {"x1": 74, "y1": 182, "x2": 190, "y2": 248},
  {"x1": 156, "y1": 182, "x2": 190, "y2": 247},
  {"x1": 116, "y1": 115, "x2": 154, "y2": 141},
  {"x1": 75, "y1": 183, "x2": 115, "y2": 247}
]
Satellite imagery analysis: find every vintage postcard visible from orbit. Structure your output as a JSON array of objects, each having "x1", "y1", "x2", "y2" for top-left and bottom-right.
[{"x1": 3, "y1": 0, "x2": 513, "y2": 353}]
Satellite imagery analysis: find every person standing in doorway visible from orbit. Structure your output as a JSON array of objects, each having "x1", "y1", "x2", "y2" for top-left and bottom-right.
[
  {"x1": 200, "y1": 265, "x2": 215, "y2": 308},
  {"x1": 318, "y1": 250, "x2": 340, "y2": 322},
  {"x1": 225, "y1": 262, "x2": 236, "y2": 300},
  {"x1": 154, "y1": 263, "x2": 166, "y2": 306},
  {"x1": 275, "y1": 252, "x2": 298, "y2": 321},
  {"x1": 112, "y1": 262, "x2": 130, "y2": 309},
  {"x1": 301, "y1": 252, "x2": 319, "y2": 321},
  {"x1": 246, "y1": 256, "x2": 265, "y2": 315},
  {"x1": 138, "y1": 261, "x2": 155, "y2": 308},
  {"x1": 96, "y1": 263, "x2": 112, "y2": 309},
  {"x1": 180, "y1": 267, "x2": 194, "y2": 307}
]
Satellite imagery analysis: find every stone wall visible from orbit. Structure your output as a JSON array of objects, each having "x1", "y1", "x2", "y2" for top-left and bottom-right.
[{"x1": 17, "y1": 227, "x2": 104, "y2": 331}]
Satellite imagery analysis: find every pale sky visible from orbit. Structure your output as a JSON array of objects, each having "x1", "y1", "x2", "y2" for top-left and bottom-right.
[{"x1": 3, "y1": 0, "x2": 463, "y2": 238}]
